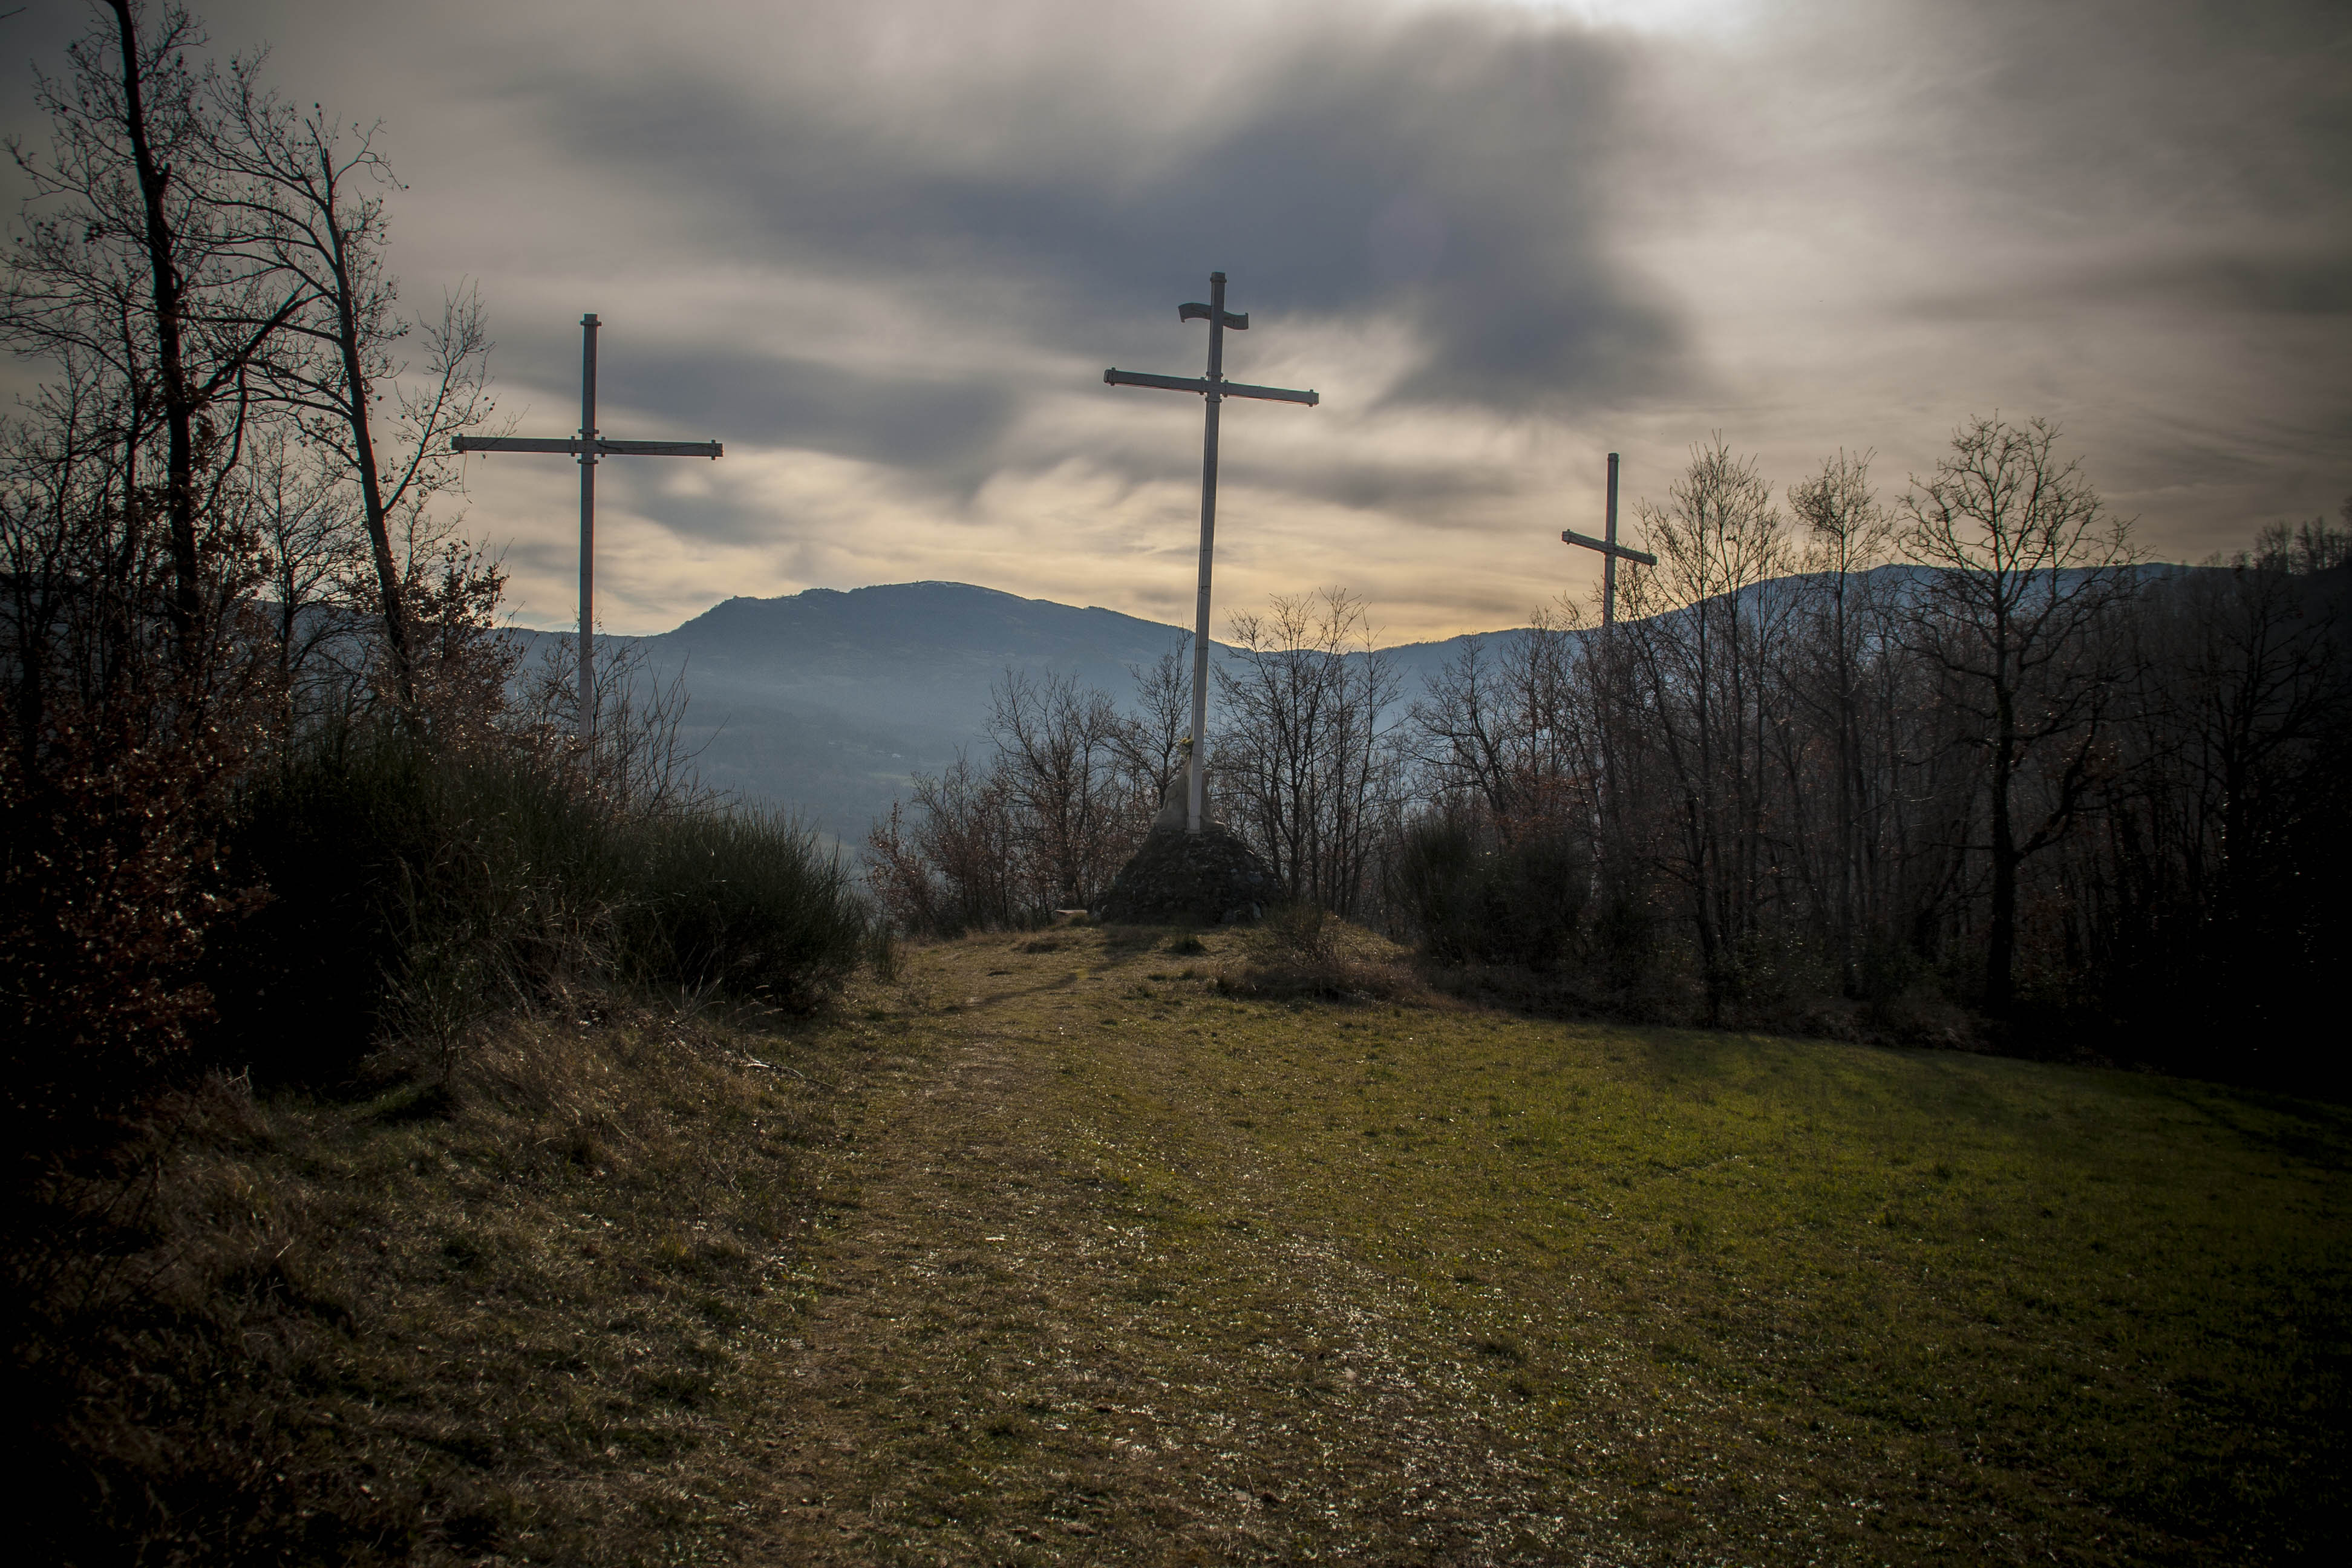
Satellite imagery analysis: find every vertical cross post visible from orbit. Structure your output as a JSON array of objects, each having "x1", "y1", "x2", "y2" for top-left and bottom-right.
[
  {"x1": 1602, "y1": 450, "x2": 1619, "y2": 630},
  {"x1": 577, "y1": 313, "x2": 599, "y2": 743},
  {"x1": 1563, "y1": 451, "x2": 1651, "y2": 855},
  {"x1": 1185, "y1": 272, "x2": 1229, "y2": 836},
  {"x1": 1105, "y1": 272, "x2": 1318, "y2": 832},
  {"x1": 1561, "y1": 451, "x2": 1651, "y2": 871}
]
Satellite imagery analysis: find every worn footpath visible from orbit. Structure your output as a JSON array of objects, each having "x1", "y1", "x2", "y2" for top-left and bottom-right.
[{"x1": 753, "y1": 932, "x2": 1609, "y2": 1565}]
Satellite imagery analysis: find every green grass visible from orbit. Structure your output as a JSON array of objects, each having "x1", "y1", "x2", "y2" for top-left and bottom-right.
[
  {"x1": 1258, "y1": 1022, "x2": 2344, "y2": 1553},
  {"x1": 768, "y1": 926, "x2": 2351, "y2": 1563},
  {"x1": 21, "y1": 924, "x2": 2348, "y2": 1564}
]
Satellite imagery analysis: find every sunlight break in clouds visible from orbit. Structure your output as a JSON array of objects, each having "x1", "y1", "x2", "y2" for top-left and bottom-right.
[{"x1": 1489, "y1": 0, "x2": 1769, "y2": 36}]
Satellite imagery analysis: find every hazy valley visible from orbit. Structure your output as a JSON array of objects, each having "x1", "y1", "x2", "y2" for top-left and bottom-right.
[{"x1": 523, "y1": 580, "x2": 1498, "y2": 844}]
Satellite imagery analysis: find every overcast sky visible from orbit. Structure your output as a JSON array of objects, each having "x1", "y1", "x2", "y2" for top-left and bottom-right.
[{"x1": 6, "y1": 0, "x2": 2348, "y2": 641}]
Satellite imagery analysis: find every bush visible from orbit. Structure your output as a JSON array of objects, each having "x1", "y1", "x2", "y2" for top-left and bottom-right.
[
  {"x1": 1584, "y1": 875, "x2": 1664, "y2": 1002},
  {"x1": 2, "y1": 702, "x2": 265, "y2": 1133},
  {"x1": 1390, "y1": 812, "x2": 1589, "y2": 970},
  {"x1": 208, "y1": 722, "x2": 869, "y2": 1082},
  {"x1": 610, "y1": 807, "x2": 867, "y2": 1003},
  {"x1": 1221, "y1": 904, "x2": 1419, "y2": 1001}
]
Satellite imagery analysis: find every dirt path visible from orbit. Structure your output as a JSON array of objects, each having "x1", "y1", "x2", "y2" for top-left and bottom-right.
[{"x1": 750, "y1": 939, "x2": 1630, "y2": 1566}]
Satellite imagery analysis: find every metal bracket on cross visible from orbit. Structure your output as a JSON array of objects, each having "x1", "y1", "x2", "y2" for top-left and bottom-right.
[
  {"x1": 451, "y1": 314, "x2": 723, "y2": 746},
  {"x1": 1103, "y1": 271, "x2": 1319, "y2": 834}
]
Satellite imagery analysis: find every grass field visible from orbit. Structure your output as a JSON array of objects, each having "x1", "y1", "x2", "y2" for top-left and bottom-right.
[
  {"x1": 25, "y1": 924, "x2": 2350, "y2": 1564},
  {"x1": 751, "y1": 925, "x2": 2350, "y2": 1564}
]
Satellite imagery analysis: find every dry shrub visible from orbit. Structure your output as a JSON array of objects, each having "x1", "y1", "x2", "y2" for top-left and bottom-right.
[
  {"x1": 9, "y1": 999, "x2": 843, "y2": 1566},
  {"x1": 215, "y1": 720, "x2": 871, "y2": 1087},
  {"x1": 2, "y1": 687, "x2": 272, "y2": 1136},
  {"x1": 1218, "y1": 904, "x2": 1423, "y2": 1002}
]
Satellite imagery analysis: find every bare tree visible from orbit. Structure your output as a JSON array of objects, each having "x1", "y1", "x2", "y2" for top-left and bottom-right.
[
  {"x1": 1410, "y1": 632, "x2": 1517, "y2": 822},
  {"x1": 1112, "y1": 632, "x2": 1196, "y2": 809},
  {"x1": 865, "y1": 754, "x2": 1025, "y2": 934},
  {"x1": 206, "y1": 75, "x2": 495, "y2": 710},
  {"x1": 987, "y1": 669, "x2": 1131, "y2": 909},
  {"x1": 864, "y1": 664, "x2": 1155, "y2": 931},
  {"x1": 1217, "y1": 589, "x2": 1403, "y2": 916},
  {"x1": 1785, "y1": 449, "x2": 1897, "y2": 981},
  {"x1": 2, "y1": 1, "x2": 304, "y2": 670},
  {"x1": 1903, "y1": 415, "x2": 2137, "y2": 1011},
  {"x1": 2127, "y1": 526, "x2": 2346, "y2": 936},
  {"x1": 0, "y1": 363, "x2": 137, "y2": 769},
  {"x1": 1408, "y1": 601, "x2": 1590, "y2": 839},
  {"x1": 235, "y1": 425, "x2": 359, "y2": 698},
  {"x1": 1614, "y1": 438, "x2": 1794, "y2": 1010},
  {"x1": 515, "y1": 635, "x2": 702, "y2": 814}
]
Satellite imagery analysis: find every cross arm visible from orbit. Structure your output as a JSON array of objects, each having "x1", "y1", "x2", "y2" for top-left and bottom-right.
[
  {"x1": 598, "y1": 438, "x2": 724, "y2": 458},
  {"x1": 1561, "y1": 528, "x2": 1657, "y2": 567},
  {"x1": 451, "y1": 436, "x2": 723, "y2": 458},
  {"x1": 453, "y1": 435, "x2": 585, "y2": 456},
  {"x1": 1104, "y1": 367, "x2": 1318, "y2": 406}
]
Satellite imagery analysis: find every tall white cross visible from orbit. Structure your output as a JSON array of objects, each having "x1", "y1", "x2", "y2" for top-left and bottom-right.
[
  {"x1": 453, "y1": 314, "x2": 722, "y2": 744},
  {"x1": 1561, "y1": 451, "x2": 1654, "y2": 629},
  {"x1": 1105, "y1": 272, "x2": 1318, "y2": 833}
]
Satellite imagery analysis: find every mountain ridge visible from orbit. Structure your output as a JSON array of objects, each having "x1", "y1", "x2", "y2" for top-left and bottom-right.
[{"x1": 520, "y1": 566, "x2": 2192, "y2": 846}]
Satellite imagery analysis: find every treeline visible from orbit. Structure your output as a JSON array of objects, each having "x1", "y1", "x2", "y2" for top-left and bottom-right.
[
  {"x1": 870, "y1": 422, "x2": 2351, "y2": 1083},
  {"x1": 1, "y1": 3, "x2": 869, "y2": 1138}
]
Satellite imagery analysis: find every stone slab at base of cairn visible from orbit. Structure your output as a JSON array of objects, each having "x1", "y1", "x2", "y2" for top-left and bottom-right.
[{"x1": 1097, "y1": 824, "x2": 1279, "y2": 927}]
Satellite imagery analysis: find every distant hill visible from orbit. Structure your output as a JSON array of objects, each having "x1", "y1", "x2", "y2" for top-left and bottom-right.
[
  {"x1": 514, "y1": 583, "x2": 1223, "y2": 846},
  {"x1": 517, "y1": 566, "x2": 2196, "y2": 848}
]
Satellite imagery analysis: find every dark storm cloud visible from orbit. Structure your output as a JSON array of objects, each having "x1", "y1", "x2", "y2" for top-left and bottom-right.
[
  {"x1": 482, "y1": 307, "x2": 1028, "y2": 508},
  {"x1": 608, "y1": 343, "x2": 1018, "y2": 478},
  {"x1": 2145, "y1": 255, "x2": 2352, "y2": 320},
  {"x1": 1841, "y1": 0, "x2": 2352, "y2": 314},
  {"x1": 1246, "y1": 453, "x2": 1527, "y2": 518},
  {"x1": 591, "y1": 470, "x2": 759, "y2": 549},
  {"x1": 1910, "y1": 250, "x2": 2352, "y2": 323},
  {"x1": 508, "y1": 8, "x2": 1683, "y2": 425},
  {"x1": 1953, "y1": 0, "x2": 2352, "y2": 209}
]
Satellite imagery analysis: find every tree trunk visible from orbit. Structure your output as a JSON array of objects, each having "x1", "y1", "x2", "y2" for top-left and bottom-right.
[
  {"x1": 1985, "y1": 720, "x2": 2019, "y2": 1013},
  {"x1": 109, "y1": 0, "x2": 201, "y2": 671},
  {"x1": 322, "y1": 186, "x2": 416, "y2": 711}
]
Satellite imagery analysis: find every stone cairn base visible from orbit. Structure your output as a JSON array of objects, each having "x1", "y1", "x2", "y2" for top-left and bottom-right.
[{"x1": 1096, "y1": 825, "x2": 1280, "y2": 926}]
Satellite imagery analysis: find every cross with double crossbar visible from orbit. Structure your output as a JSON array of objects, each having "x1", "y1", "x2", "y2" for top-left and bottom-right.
[
  {"x1": 1105, "y1": 272, "x2": 1318, "y2": 833},
  {"x1": 452, "y1": 314, "x2": 722, "y2": 745},
  {"x1": 1560, "y1": 451, "x2": 1656, "y2": 629}
]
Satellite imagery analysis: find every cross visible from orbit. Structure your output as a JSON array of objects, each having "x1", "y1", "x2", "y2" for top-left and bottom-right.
[
  {"x1": 1560, "y1": 451, "x2": 1655, "y2": 629},
  {"x1": 1105, "y1": 272, "x2": 1318, "y2": 834},
  {"x1": 452, "y1": 313, "x2": 722, "y2": 745}
]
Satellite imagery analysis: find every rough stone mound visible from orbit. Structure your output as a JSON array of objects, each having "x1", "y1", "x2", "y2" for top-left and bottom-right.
[{"x1": 1097, "y1": 825, "x2": 1280, "y2": 926}]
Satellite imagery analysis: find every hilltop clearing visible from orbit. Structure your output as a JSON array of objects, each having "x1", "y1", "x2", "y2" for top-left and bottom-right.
[
  {"x1": 23, "y1": 927, "x2": 2348, "y2": 1564},
  {"x1": 753, "y1": 927, "x2": 2349, "y2": 1564}
]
